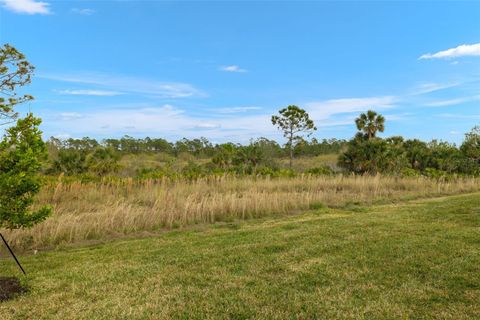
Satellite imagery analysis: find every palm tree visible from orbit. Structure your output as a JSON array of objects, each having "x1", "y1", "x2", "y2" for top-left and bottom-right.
[{"x1": 355, "y1": 110, "x2": 385, "y2": 139}]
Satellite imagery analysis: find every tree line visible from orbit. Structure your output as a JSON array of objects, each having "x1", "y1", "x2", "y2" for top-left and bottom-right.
[
  {"x1": 43, "y1": 107, "x2": 480, "y2": 178},
  {"x1": 44, "y1": 136, "x2": 347, "y2": 176}
]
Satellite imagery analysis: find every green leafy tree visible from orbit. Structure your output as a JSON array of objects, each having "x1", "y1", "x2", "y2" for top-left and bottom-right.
[
  {"x1": 355, "y1": 110, "x2": 385, "y2": 140},
  {"x1": 0, "y1": 44, "x2": 51, "y2": 230},
  {"x1": 271, "y1": 105, "x2": 316, "y2": 168},
  {"x1": 212, "y1": 143, "x2": 237, "y2": 170},
  {"x1": 403, "y1": 139, "x2": 430, "y2": 171},
  {"x1": 0, "y1": 114, "x2": 51, "y2": 229},
  {"x1": 427, "y1": 140, "x2": 462, "y2": 174},
  {"x1": 1, "y1": 44, "x2": 35, "y2": 124},
  {"x1": 339, "y1": 115, "x2": 409, "y2": 175},
  {"x1": 338, "y1": 136, "x2": 389, "y2": 174},
  {"x1": 51, "y1": 148, "x2": 88, "y2": 175},
  {"x1": 86, "y1": 147, "x2": 121, "y2": 175},
  {"x1": 233, "y1": 144, "x2": 264, "y2": 174},
  {"x1": 460, "y1": 125, "x2": 480, "y2": 174}
]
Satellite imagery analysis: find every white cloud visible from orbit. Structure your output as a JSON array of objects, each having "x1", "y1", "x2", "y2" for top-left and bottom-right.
[
  {"x1": 411, "y1": 82, "x2": 460, "y2": 95},
  {"x1": 40, "y1": 104, "x2": 275, "y2": 142},
  {"x1": 424, "y1": 95, "x2": 480, "y2": 107},
  {"x1": 71, "y1": 8, "x2": 95, "y2": 15},
  {"x1": 420, "y1": 43, "x2": 480, "y2": 60},
  {"x1": 216, "y1": 106, "x2": 262, "y2": 114},
  {"x1": 59, "y1": 112, "x2": 83, "y2": 121},
  {"x1": 58, "y1": 89, "x2": 123, "y2": 96},
  {"x1": 42, "y1": 72, "x2": 206, "y2": 98},
  {"x1": 305, "y1": 96, "x2": 397, "y2": 120},
  {"x1": 220, "y1": 65, "x2": 247, "y2": 73},
  {"x1": 1, "y1": 0, "x2": 51, "y2": 15},
  {"x1": 438, "y1": 113, "x2": 480, "y2": 120},
  {"x1": 195, "y1": 123, "x2": 221, "y2": 129},
  {"x1": 39, "y1": 95, "x2": 409, "y2": 142}
]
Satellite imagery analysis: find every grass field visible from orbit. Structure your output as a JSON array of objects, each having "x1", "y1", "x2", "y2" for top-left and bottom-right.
[
  {"x1": 4, "y1": 175, "x2": 480, "y2": 251},
  {"x1": 1, "y1": 192, "x2": 479, "y2": 319}
]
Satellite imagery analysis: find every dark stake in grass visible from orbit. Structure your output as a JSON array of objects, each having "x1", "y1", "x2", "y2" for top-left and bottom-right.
[{"x1": 0, "y1": 234, "x2": 26, "y2": 275}]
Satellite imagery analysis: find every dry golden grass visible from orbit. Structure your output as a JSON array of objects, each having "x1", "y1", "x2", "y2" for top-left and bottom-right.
[{"x1": 3, "y1": 175, "x2": 480, "y2": 250}]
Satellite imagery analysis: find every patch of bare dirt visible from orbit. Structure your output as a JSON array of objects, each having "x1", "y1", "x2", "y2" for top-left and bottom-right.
[{"x1": 0, "y1": 277, "x2": 27, "y2": 302}]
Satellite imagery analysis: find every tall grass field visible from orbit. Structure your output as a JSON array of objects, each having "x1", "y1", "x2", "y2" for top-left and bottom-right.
[{"x1": 3, "y1": 175, "x2": 479, "y2": 251}]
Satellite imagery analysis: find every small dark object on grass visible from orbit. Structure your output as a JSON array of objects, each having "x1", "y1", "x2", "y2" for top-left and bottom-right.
[{"x1": 0, "y1": 277, "x2": 27, "y2": 302}]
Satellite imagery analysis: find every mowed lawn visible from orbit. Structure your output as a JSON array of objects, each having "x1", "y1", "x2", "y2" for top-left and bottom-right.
[{"x1": 1, "y1": 193, "x2": 479, "y2": 319}]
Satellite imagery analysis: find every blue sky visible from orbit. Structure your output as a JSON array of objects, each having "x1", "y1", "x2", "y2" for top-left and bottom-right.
[{"x1": 1, "y1": 0, "x2": 479, "y2": 144}]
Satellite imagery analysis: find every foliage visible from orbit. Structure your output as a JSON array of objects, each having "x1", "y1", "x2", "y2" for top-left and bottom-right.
[
  {"x1": 338, "y1": 135, "x2": 404, "y2": 174},
  {"x1": 0, "y1": 114, "x2": 51, "y2": 229},
  {"x1": 294, "y1": 138, "x2": 347, "y2": 156},
  {"x1": 271, "y1": 105, "x2": 316, "y2": 167},
  {"x1": 403, "y1": 139, "x2": 430, "y2": 171},
  {"x1": 38, "y1": 112, "x2": 479, "y2": 179},
  {"x1": 0, "y1": 44, "x2": 35, "y2": 124},
  {"x1": 0, "y1": 44, "x2": 50, "y2": 230},
  {"x1": 50, "y1": 148, "x2": 88, "y2": 175},
  {"x1": 460, "y1": 126, "x2": 480, "y2": 175},
  {"x1": 181, "y1": 161, "x2": 208, "y2": 180},
  {"x1": 340, "y1": 111, "x2": 479, "y2": 176},
  {"x1": 355, "y1": 110, "x2": 385, "y2": 139},
  {"x1": 85, "y1": 147, "x2": 121, "y2": 175},
  {"x1": 305, "y1": 165, "x2": 334, "y2": 176},
  {"x1": 48, "y1": 144, "x2": 121, "y2": 176}
]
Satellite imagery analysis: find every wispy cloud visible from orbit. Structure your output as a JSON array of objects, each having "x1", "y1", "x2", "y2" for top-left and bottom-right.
[
  {"x1": 420, "y1": 43, "x2": 480, "y2": 60},
  {"x1": 71, "y1": 8, "x2": 95, "y2": 15},
  {"x1": 216, "y1": 106, "x2": 262, "y2": 114},
  {"x1": 411, "y1": 82, "x2": 460, "y2": 95},
  {"x1": 58, "y1": 112, "x2": 84, "y2": 121},
  {"x1": 437, "y1": 113, "x2": 480, "y2": 120},
  {"x1": 305, "y1": 96, "x2": 397, "y2": 120},
  {"x1": 424, "y1": 95, "x2": 480, "y2": 107},
  {"x1": 1, "y1": 0, "x2": 51, "y2": 15},
  {"x1": 195, "y1": 123, "x2": 221, "y2": 129},
  {"x1": 42, "y1": 72, "x2": 206, "y2": 98},
  {"x1": 58, "y1": 89, "x2": 123, "y2": 96},
  {"x1": 41, "y1": 104, "x2": 274, "y2": 142},
  {"x1": 220, "y1": 65, "x2": 247, "y2": 73}
]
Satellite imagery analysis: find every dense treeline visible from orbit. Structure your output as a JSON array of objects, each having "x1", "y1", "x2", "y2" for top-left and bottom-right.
[
  {"x1": 45, "y1": 136, "x2": 347, "y2": 177},
  {"x1": 43, "y1": 122, "x2": 480, "y2": 179},
  {"x1": 47, "y1": 135, "x2": 346, "y2": 157},
  {"x1": 339, "y1": 134, "x2": 480, "y2": 177},
  {"x1": 338, "y1": 111, "x2": 480, "y2": 177}
]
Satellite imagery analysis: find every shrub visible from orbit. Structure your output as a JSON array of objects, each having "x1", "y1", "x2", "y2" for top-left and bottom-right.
[{"x1": 306, "y1": 165, "x2": 334, "y2": 176}]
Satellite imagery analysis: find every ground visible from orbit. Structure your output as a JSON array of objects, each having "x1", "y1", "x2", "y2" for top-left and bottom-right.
[{"x1": 0, "y1": 193, "x2": 479, "y2": 319}]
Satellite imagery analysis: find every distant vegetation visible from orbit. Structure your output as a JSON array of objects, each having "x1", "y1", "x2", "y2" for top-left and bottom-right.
[{"x1": 43, "y1": 118, "x2": 480, "y2": 180}]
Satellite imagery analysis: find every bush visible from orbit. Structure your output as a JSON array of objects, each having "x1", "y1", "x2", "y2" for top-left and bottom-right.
[
  {"x1": 85, "y1": 147, "x2": 121, "y2": 175},
  {"x1": 400, "y1": 168, "x2": 420, "y2": 177},
  {"x1": 424, "y1": 167, "x2": 447, "y2": 180},
  {"x1": 306, "y1": 165, "x2": 334, "y2": 176}
]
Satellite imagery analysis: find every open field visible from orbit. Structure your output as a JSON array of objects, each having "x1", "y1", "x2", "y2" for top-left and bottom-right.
[
  {"x1": 1, "y1": 193, "x2": 479, "y2": 319},
  {"x1": 3, "y1": 175, "x2": 480, "y2": 251}
]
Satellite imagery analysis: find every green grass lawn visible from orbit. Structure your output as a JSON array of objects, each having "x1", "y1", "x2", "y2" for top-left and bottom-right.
[{"x1": 1, "y1": 193, "x2": 479, "y2": 319}]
